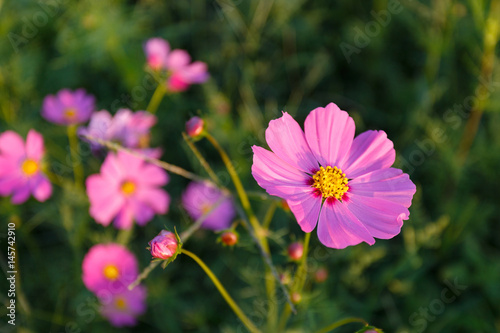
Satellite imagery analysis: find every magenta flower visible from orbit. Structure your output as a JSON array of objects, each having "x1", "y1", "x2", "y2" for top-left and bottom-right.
[
  {"x1": 0, "y1": 130, "x2": 52, "y2": 204},
  {"x1": 42, "y1": 88, "x2": 95, "y2": 125},
  {"x1": 144, "y1": 38, "x2": 170, "y2": 70},
  {"x1": 78, "y1": 109, "x2": 161, "y2": 158},
  {"x1": 252, "y1": 103, "x2": 416, "y2": 249},
  {"x1": 82, "y1": 243, "x2": 138, "y2": 294},
  {"x1": 99, "y1": 285, "x2": 147, "y2": 327},
  {"x1": 86, "y1": 151, "x2": 170, "y2": 229},
  {"x1": 148, "y1": 230, "x2": 178, "y2": 260},
  {"x1": 165, "y1": 49, "x2": 209, "y2": 92},
  {"x1": 182, "y1": 181, "x2": 235, "y2": 231}
]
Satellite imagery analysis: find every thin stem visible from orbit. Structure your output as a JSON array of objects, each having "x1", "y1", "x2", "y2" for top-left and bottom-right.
[
  {"x1": 313, "y1": 317, "x2": 368, "y2": 333},
  {"x1": 67, "y1": 125, "x2": 83, "y2": 188},
  {"x1": 182, "y1": 132, "x2": 222, "y2": 186},
  {"x1": 81, "y1": 135, "x2": 207, "y2": 183},
  {"x1": 278, "y1": 232, "x2": 311, "y2": 331},
  {"x1": 181, "y1": 249, "x2": 261, "y2": 333},
  {"x1": 116, "y1": 226, "x2": 134, "y2": 245},
  {"x1": 146, "y1": 84, "x2": 166, "y2": 114},
  {"x1": 262, "y1": 200, "x2": 278, "y2": 230}
]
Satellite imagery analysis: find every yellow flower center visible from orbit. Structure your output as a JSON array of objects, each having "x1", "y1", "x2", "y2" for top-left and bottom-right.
[
  {"x1": 64, "y1": 108, "x2": 77, "y2": 119},
  {"x1": 115, "y1": 297, "x2": 127, "y2": 310},
  {"x1": 312, "y1": 166, "x2": 349, "y2": 200},
  {"x1": 21, "y1": 159, "x2": 39, "y2": 176},
  {"x1": 103, "y1": 264, "x2": 120, "y2": 280},
  {"x1": 201, "y1": 203, "x2": 212, "y2": 214},
  {"x1": 121, "y1": 181, "x2": 136, "y2": 196}
]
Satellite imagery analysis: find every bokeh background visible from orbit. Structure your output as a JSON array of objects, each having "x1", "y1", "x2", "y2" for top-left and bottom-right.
[{"x1": 1, "y1": 0, "x2": 500, "y2": 332}]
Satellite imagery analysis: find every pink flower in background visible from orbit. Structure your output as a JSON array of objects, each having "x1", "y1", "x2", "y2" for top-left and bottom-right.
[
  {"x1": 0, "y1": 130, "x2": 52, "y2": 204},
  {"x1": 144, "y1": 38, "x2": 170, "y2": 70},
  {"x1": 42, "y1": 88, "x2": 95, "y2": 125},
  {"x1": 166, "y1": 49, "x2": 209, "y2": 92},
  {"x1": 148, "y1": 230, "x2": 178, "y2": 260},
  {"x1": 182, "y1": 181, "x2": 235, "y2": 231},
  {"x1": 82, "y1": 243, "x2": 138, "y2": 293},
  {"x1": 252, "y1": 103, "x2": 416, "y2": 249},
  {"x1": 99, "y1": 285, "x2": 147, "y2": 327},
  {"x1": 86, "y1": 151, "x2": 170, "y2": 229},
  {"x1": 78, "y1": 109, "x2": 161, "y2": 158}
]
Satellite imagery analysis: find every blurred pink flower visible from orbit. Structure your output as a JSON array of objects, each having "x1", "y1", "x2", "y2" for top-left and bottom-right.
[
  {"x1": 252, "y1": 103, "x2": 416, "y2": 249},
  {"x1": 144, "y1": 38, "x2": 170, "y2": 70},
  {"x1": 86, "y1": 151, "x2": 170, "y2": 229},
  {"x1": 0, "y1": 130, "x2": 52, "y2": 204},
  {"x1": 182, "y1": 181, "x2": 235, "y2": 231},
  {"x1": 148, "y1": 230, "x2": 178, "y2": 260},
  {"x1": 166, "y1": 49, "x2": 209, "y2": 92},
  {"x1": 99, "y1": 285, "x2": 147, "y2": 327},
  {"x1": 78, "y1": 109, "x2": 161, "y2": 158},
  {"x1": 42, "y1": 88, "x2": 95, "y2": 125},
  {"x1": 82, "y1": 243, "x2": 138, "y2": 294}
]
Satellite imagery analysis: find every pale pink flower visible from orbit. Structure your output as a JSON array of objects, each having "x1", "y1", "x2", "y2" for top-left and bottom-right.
[
  {"x1": 166, "y1": 49, "x2": 209, "y2": 92},
  {"x1": 86, "y1": 151, "x2": 170, "y2": 229},
  {"x1": 42, "y1": 88, "x2": 95, "y2": 125},
  {"x1": 0, "y1": 130, "x2": 52, "y2": 204},
  {"x1": 252, "y1": 103, "x2": 416, "y2": 249},
  {"x1": 99, "y1": 285, "x2": 147, "y2": 327},
  {"x1": 82, "y1": 243, "x2": 138, "y2": 294}
]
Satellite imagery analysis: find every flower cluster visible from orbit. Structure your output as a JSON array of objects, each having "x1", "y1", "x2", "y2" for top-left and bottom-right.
[{"x1": 82, "y1": 244, "x2": 146, "y2": 327}]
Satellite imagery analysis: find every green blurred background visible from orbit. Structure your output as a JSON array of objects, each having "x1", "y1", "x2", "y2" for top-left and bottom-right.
[{"x1": 1, "y1": 0, "x2": 500, "y2": 332}]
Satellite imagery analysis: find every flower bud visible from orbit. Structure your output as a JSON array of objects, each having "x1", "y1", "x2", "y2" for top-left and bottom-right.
[
  {"x1": 314, "y1": 267, "x2": 328, "y2": 283},
  {"x1": 291, "y1": 292, "x2": 302, "y2": 304},
  {"x1": 148, "y1": 230, "x2": 178, "y2": 260},
  {"x1": 186, "y1": 116, "x2": 204, "y2": 137},
  {"x1": 220, "y1": 231, "x2": 238, "y2": 246},
  {"x1": 287, "y1": 242, "x2": 303, "y2": 261}
]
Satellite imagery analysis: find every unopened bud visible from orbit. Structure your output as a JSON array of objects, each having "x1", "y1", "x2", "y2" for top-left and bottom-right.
[
  {"x1": 314, "y1": 267, "x2": 328, "y2": 283},
  {"x1": 287, "y1": 242, "x2": 303, "y2": 261},
  {"x1": 291, "y1": 292, "x2": 301, "y2": 304},
  {"x1": 148, "y1": 230, "x2": 178, "y2": 260},
  {"x1": 220, "y1": 231, "x2": 238, "y2": 246},
  {"x1": 186, "y1": 116, "x2": 204, "y2": 137}
]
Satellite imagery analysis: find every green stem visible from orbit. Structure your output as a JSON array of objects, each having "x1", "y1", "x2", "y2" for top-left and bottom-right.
[
  {"x1": 313, "y1": 317, "x2": 368, "y2": 333},
  {"x1": 146, "y1": 84, "x2": 166, "y2": 114},
  {"x1": 67, "y1": 125, "x2": 83, "y2": 188},
  {"x1": 262, "y1": 201, "x2": 277, "y2": 230},
  {"x1": 182, "y1": 132, "x2": 222, "y2": 186},
  {"x1": 181, "y1": 249, "x2": 261, "y2": 333},
  {"x1": 116, "y1": 226, "x2": 134, "y2": 245},
  {"x1": 278, "y1": 232, "x2": 311, "y2": 331}
]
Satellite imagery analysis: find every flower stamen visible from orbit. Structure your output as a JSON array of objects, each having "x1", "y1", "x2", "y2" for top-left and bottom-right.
[
  {"x1": 312, "y1": 166, "x2": 349, "y2": 200},
  {"x1": 103, "y1": 264, "x2": 120, "y2": 280},
  {"x1": 121, "y1": 181, "x2": 136, "y2": 196},
  {"x1": 21, "y1": 159, "x2": 39, "y2": 176}
]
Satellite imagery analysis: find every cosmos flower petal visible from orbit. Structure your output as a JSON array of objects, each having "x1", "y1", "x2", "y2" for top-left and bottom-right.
[
  {"x1": 114, "y1": 206, "x2": 135, "y2": 229},
  {"x1": 136, "y1": 188, "x2": 170, "y2": 215},
  {"x1": 349, "y1": 168, "x2": 416, "y2": 207},
  {"x1": 26, "y1": 129, "x2": 44, "y2": 161},
  {"x1": 139, "y1": 163, "x2": 169, "y2": 186},
  {"x1": 130, "y1": 199, "x2": 156, "y2": 226},
  {"x1": 341, "y1": 130, "x2": 395, "y2": 178},
  {"x1": 265, "y1": 112, "x2": 318, "y2": 173},
  {"x1": 166, "y1": 49, "x2": 191, "y2": 70},
  {"x1": 345, "y1": 194, "x2": 409, "y2": 239},
  {"x1": 251, "y1": 146, "x2": 310, "y2": 199},
  {"x1": 87, "y1": 175, "x2": 124, "y2": 225},
  {"x1": 317, "y1": 201, "x2": 375, "y2": 249},
  {"x1": 304, "y1": 103, "x2": 355, "y2": 167},
  {"x1": 32, "y1": 176, "x2": 52, "y2": 202},
  {"x1": 11, "y1": 183, "x2": 32, "y2": 204},
  {"x1": 0, "y1": 131, "x2": 25, "y2": 158},
  {"x1": 286, "y1": 190, "x2": 322, "y2": 233}
]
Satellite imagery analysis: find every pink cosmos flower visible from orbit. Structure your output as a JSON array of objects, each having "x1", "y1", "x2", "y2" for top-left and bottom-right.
[
  {"x1": 148, "y1": 230, "x2": 178, "y2": 260},
  {"x1": 86, "y1": 151, "x2": 170, "y2": 229},
  {"x1": 78, "y1": 109, "x2": 161, "y2": 158},
  {"x1": 165, "y1": 49, "x2": 209, "y2": 92},
  {"x1": 99, "y1": 285, "x2": 147, "y2": 327},
  {"x1": 42, "y1": 88, "x2": 95, "y2": 125},
  {"x1": 0, "y1": 130, "x2": 52, "y2": 204},
  {"x1": 182, "y1": 181, "x2": 235, "y2": 231},
  {"x1": 82, "y1": 243, "x2": 138, "y2": 294},
  {"x1": 252, "y1": 103, "x2": 416, "y2": 249},
  {"x1": 144, "y1": 38, "x2": 170, "y2": 70}
]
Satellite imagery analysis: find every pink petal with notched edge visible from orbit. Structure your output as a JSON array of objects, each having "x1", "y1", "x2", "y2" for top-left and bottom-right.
[
  {"x1": 345, "y1": 194, "x2": 409, "y2": 239},
  {"x1": 166, "y1": 49, "x2": 191, "y2": 70},
  {"x1": 265, "y1": 112, "x2": 318, "y2": 173},
  {"x1": 100, "y1": 153, "x2": 126, "y2": 183},
  {"x1": 26, "y1": 130, "x2": 44, "y2": 161},
  {"x1": 136, "y1": 188, "x2": 169, "y2": 215},
  {"x1": 0, "y1": 131, "x2": 25, "y2": 158},
  {"x1": 349, "y1": 168, "x2": 416, "y2": 207},
  {"x1": 138, "y1": 164, "x2": 169, "y2": 186},
  {"x1": 87, "y1": 175, "x2": 124, "y2": 225},
  {"x1": 286, "y1": 189, "x2": 322, "y2": 233},
  {"x1": 116, "y1": 151, "x2": 145, "y2": 177},
  {"x1": 251, "y1": 146, "x2": 310, "y2": 198},
  {"x1": 11, "y1": 183, "x2": 31, "y2": 204},
  {"x1": 341, "y1": 130, "x2": 395, "y2": 178},
  {"x1": 304, "y1": 103, "x2": 355, "y2": 168},
  {"x1": 32, "y1": 176, "x2": 52, "y2": 202},
  {"x1": 182, "y1": 62, "x2": 209, "y2": 83},
  {"x1": 317, "y1": 201, "x2": 375, "y2": 249}
]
